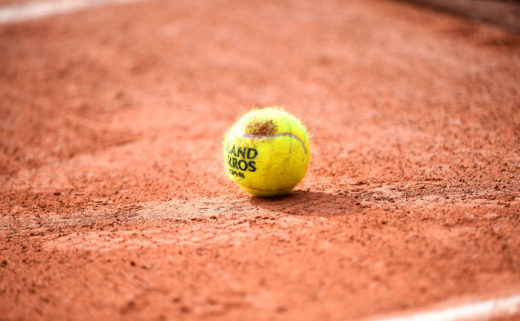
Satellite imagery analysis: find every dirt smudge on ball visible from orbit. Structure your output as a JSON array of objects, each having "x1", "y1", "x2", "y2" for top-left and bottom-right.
[{"x1": 245, "y1": 120, "x2": 277, "y2": 136}]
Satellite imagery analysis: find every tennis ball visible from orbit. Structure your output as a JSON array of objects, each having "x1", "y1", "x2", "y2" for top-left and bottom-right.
[{"x1": 223, "y1": 107, "x2": 310, "y2": 197}]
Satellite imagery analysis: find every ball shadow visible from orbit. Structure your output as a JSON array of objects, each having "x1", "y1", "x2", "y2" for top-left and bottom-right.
[{"x1": 249, "y1": 190, "x2": 361, "y2": 217}]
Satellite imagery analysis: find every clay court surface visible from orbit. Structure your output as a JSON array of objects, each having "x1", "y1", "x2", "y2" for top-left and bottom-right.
[{"x1": 1, "y1": 0, "x2": 520, "y2": 320}]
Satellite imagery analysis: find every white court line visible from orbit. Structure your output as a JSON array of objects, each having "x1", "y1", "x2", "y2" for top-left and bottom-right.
[
  {"x1": 0, "y1": 0, "x2": 143, "y2": 24},
  {"x1": 367, "y1": 294, "x2": 520, "y2": 321}
]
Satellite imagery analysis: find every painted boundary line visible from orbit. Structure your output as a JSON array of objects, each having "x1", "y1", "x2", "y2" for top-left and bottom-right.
[
  {"x1": 365, "y1": 294, "x2": 520, "y2": 321},
  {"x1": 0, "y1": 0, "x2": 144, "y2": 24}
]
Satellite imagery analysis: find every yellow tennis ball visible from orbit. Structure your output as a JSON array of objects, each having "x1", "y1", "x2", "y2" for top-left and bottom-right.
[{"x1": 223, "y1": 107, "x2": 310, "y2": 197}]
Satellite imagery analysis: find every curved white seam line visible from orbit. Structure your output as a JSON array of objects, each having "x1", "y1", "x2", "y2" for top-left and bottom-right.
[{"x1": 241, "y1": 133, "x2": 308, "y2": 155}]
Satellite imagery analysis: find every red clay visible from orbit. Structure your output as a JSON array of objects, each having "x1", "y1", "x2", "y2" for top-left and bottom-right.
[{"x1": 0, "y1": 0, "x2": 519, "y2": 320}]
